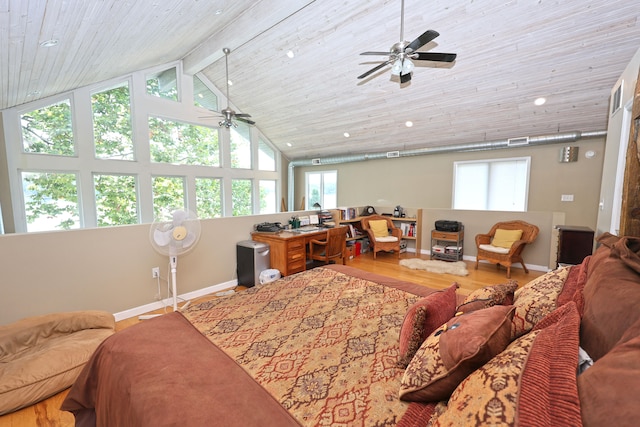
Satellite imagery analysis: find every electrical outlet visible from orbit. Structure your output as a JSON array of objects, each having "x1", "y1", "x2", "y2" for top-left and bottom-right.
[{"x1": 151, "y1": 267, "x2": 160, "y2": 278}]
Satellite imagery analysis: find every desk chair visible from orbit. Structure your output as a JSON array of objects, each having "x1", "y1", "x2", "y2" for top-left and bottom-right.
[{"x1": 308, "y1": 226, "x2": 348, "y2": 266}]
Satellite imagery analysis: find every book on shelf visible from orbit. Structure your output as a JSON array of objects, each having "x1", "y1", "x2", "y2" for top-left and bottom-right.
[{"x1": 338, "y1": 207, "x2": 358, "y2": 220}]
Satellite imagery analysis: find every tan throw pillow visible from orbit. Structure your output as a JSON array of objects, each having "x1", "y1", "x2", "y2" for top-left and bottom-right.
[
  {"x1": 369, "y1": 220, "x2": 389, "y2": 238},
  {"x1": 491, "y1": 229, "x2": 523, "y2": 249},
  {"x1": 399, "y1": 305, "x2": 515, "y2": 403}
]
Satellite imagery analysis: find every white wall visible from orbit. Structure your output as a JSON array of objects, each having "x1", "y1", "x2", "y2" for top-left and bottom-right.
[{"x1": 596, "y1": 47, "x2": 640, "y2": 236}]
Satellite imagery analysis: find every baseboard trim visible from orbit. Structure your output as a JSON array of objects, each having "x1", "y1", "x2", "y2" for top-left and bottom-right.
[
  {"x1": 114, "y1": 279, "x2": 238, "y2": 322},
  {"x1": 416, "y1": 249, "x2": 550, "y2": 273}
]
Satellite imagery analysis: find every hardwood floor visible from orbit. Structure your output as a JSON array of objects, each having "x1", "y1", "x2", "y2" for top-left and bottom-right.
[{"x1": 0, "y1": 252, "x2": 546, "y2": 427}]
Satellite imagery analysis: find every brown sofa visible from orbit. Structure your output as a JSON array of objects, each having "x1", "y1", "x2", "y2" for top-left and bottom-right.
[
  {"x1": 0, "y1": 310, "x2": 115, "y2": 415},
  {"x1": 397, "y1": 232, "x2": 640, "y2": 426}
]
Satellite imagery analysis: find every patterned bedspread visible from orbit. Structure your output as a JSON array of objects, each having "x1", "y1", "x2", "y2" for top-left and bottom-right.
[{"x1": 183, "y1": 266, "x2": 426, "y2": 426}]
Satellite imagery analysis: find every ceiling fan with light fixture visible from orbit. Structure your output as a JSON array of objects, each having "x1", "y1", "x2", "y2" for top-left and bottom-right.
[
  {"x1": 212, "y1": 48, "x2": 255, "y2": 128},
  {"x1": 357, "y1": 0, "x2": 457, "y2": 83}
]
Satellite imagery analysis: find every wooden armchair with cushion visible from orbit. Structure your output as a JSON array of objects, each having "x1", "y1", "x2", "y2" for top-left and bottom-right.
[
  {"x1": 360, "y1": 215, "x2": 402, "y2": 259},
  {"x1": 308, "y1": 226, "x2": 348, "y2": 266},
  {"x1": 475, "y1": 220, "x2": 539, "y2": 278}
]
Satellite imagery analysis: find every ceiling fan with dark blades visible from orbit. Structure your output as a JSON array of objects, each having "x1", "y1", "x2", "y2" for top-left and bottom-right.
[
  {"x1": 206, "y1": 47, "x2": 255, "y2": 128},
  {"x1": 357, "y1": 0, "x2": 456, "y2": 83}
]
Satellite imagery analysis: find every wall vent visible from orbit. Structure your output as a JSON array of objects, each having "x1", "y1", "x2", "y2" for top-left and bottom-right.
[
  {"x1": 386, "y1": 151, "x2": 400, "y2": 158},
  {"x1": 507, "y1": 136, "x2": 529, "y2": 147},
  {"x1": 311, "y1": 158, "x2": 321, "y2": 165}
]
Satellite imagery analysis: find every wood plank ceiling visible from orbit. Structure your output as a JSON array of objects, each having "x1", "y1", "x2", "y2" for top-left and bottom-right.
[{"x1": 1, "y1": 0, "x2": 639, "y2": 160}]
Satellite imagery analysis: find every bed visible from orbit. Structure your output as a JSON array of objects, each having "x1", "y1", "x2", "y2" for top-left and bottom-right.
[{"x1": 61, "y1": 265, "x2": 458, "y2": 427}]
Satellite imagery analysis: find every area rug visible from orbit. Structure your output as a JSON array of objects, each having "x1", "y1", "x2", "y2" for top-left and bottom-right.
[{"x1": 399, "y1": 259, "x2": 469, "y2": 276}]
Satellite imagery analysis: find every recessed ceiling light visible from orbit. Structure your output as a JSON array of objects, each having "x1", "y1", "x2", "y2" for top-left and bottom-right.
[
  {"x1": 405, "y1": 121, "x2": 413, "y2": 127},
  {"x1": 286, "y1": 142, "x2": 292, "y2": 147},
  {"x1": 214, "y1": 9, "x2": 223, "y2": 15},
  {"x1": 343, "y1": 132, "x2": 350, "y2": 138},
  {"x1": 534, "y1": 97, "x2": 546, "y2": 106},
  {"x1": 286, "y1": 50, "x2": 295, "y2": 59},
  {"x1": 39, "y1": 39, "x2": 58, "y2": 47}
]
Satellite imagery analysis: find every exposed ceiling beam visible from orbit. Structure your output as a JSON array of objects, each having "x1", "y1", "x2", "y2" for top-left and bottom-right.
[{"x1": 182, "y1": 0, "x2": 316, "y2": 75}]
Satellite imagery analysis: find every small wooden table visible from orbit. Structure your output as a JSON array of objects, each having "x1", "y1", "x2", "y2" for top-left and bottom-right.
[{"x1": 251, "y1": 228, "x2": 335, "y2": 276}]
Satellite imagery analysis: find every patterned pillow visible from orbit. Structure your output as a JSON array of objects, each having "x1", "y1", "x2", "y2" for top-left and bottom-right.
[
  {"x1": 511, "y1": 266, "x2": 570, "y2": 339},
  {"x1": 460, "y1": 281, "x2": 518, "y2": 308},
  {"x1": 430, "y1": 302, "x2": 581, "y2": 427},
  {"x1": 399, "y1": 305, "x2": 515, "y2": 403},
  {"x1": 397, "y1": 284, "x2": 459, "y2": 368}
]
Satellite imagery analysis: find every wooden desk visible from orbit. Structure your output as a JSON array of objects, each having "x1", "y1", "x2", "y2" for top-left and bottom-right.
[{"x1": 251, "y1": 228, "x2": 331, "y2": 276}]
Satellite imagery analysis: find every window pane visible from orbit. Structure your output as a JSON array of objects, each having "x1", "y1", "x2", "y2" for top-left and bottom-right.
[
  {"x1": 230, "y1": 123, "x2": 251, "y2": 169},
  {"x1": 94, "y1": 174, "x2": 138, "y2": 226},
  {"x1": 453, "y1": 158, "x2": 529, "y2": 212},
  {"x1": 258, "y1": 139, "x2": 276, "y2": 171},
  {"x1": 232, "y1": 179, "x2": 252, "y2": 216},
  {"x1": 193, "y1": 75, "x2": 218, "y2": 111},
  {"x1": 22, "y1": 171, "x2": 80, "y2": 231},
  {"x1": 21, "y1": 100, "x2": 74, "y2": 156},
  {"x1": 453, "y1": 163, "x2": 489, "y2": 210},
  {"x1": 152, "y1": 176, "x2": 185, "y2": 219},
  {"x1": 149, "y1": 117, "x2": 220, "y2": 166},
  {"x1": 305, "y1": 171, "x2": 337, "y2": 210},
  {"x1": 322, "y1": 171, "x2": 337, "y2": 209},
  {"x1": 146, "y1": 67, "x2": 178, "y2": 101},
  {"x1": 92, "y1": 83, "x2": 134, "y2": 160},
  {"x1": 196, "y1": 177, "x2": 222, "y2": 218},
  {"x1": 306, "y1": 172, "x2": 322, "y2": 209},
  {"x1": 487, "y1": 160, "x2": 528, "y2": 211},
  {"x1": 259, "y1": 180, "x2": 276, "y2": 214}
]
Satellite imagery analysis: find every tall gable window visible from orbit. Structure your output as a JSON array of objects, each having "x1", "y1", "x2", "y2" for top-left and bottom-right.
[
  {"x1": 146, "y1": 67, "x2": 179, "y2": 101},
  {"x1": 149, "y1": 117, "x2": 220, "y2": 166},
  {"x1": 3, "y1": 62, "x2": 280, "y2": 233},
  {"x1": 21, "y1": 100, "x2": 74, "y2": 156},
  {"x1": 193, "y1": 75, "x2": 218, "y2": 111},
  {"x1": 92, "y1": 83, "x2": 134, "y2": 160}
]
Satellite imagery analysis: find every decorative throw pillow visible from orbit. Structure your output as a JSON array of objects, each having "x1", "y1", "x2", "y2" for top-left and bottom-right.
[
  {"x1": 399, "y1": 305, "x2": 515, "y2": 403},
  {"x1": 369, "y1": 220, "x2": 389, "y2": 238},
  {"x1": 460, "y1": 281, "x2": 518, "y2": 308},
  {"x1": 397, "y1": 284, "x2": 459, "y2": 368},
  {"x1": 491, "y1": 229, "x2": 523, "y2": 249},
  {"x1": 511, "y1": 266, "x2": 569, "y2": 339},
  {"x1": 430, "y1": 302, "x2": 581, "y2": 427}
]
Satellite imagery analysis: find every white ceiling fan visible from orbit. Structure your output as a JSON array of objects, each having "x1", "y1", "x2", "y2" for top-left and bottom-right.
[{"x1": 215, "y1": 47, "x2": 255, "y2": 128}]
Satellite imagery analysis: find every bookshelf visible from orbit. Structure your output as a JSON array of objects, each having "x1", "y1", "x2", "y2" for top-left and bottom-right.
[{"x1": 331, "y1": 207, "x2": 422, "y2": 255}]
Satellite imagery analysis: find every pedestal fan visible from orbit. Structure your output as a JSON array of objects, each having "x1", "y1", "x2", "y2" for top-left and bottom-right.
[{"x1": 149, "y1": 209, "x2": 201, "y2": 312}]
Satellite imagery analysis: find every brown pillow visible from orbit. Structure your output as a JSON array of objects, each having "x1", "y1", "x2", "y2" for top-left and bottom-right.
[
  {"x1": 578, "y1": 322, "x2": 640, "y2": 427},
  {"x1": 397, "y1": 284, "x2": 459, "y2": 368},
  {"x1": 580, "y1": 235, "x2": 640, "y2": 360},
  {"x1": 399, "y1": 304, "x2": 515, "y2": 403},
  {"x1": 460, "y1": 281, "x2": 518, "y2": 308},
  {"x1": 430, "y1": 302, "x2": 581, "y2": 427}
]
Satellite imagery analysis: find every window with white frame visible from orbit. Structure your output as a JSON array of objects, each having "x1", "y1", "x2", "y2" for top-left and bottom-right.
[
  {"x1": 305, "y1": 170, "x2": 337, "y2": 210},
  {"x1": 3, "y1": 62, "x2": 280, "y2": 233},
  {"x1": 453, "y1": 157, "x2": 530, "y2": 211}
]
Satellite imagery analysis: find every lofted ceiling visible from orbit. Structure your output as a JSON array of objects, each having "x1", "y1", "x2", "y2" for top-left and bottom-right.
[{"x1": 2, "y1": 0, "x2": 640, "y2": 160}]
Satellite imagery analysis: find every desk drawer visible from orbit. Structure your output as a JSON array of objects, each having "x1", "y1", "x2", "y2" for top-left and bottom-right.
[{"x1": 432, "y1": 230, "x2": 463, "y2": 240}]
